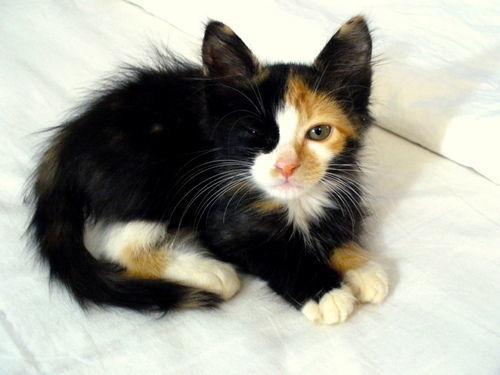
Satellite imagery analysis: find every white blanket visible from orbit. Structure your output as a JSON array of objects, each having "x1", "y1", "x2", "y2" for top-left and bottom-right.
[{"x1": 1, "y1": 1, "x2": 499, "y2": 374}]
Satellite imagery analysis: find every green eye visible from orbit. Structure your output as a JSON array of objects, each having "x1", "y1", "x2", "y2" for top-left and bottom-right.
[{"x1": 307, "y1": 125, "x2": 332, "y2": 141}]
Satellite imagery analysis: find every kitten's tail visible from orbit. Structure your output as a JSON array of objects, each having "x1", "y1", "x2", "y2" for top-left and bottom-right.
[{"x1": 29, "y1": 177, "x2": 220, "y2": 313}]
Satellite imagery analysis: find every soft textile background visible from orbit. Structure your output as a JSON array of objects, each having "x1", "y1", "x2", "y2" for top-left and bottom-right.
[{"x1": 1, "y1": 1, "x2": 499, "y2": 374}]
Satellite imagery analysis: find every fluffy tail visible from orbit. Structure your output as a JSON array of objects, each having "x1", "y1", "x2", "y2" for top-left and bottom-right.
[{"x1": 29, "y1": 166, "x2": 220, "y2": 313}]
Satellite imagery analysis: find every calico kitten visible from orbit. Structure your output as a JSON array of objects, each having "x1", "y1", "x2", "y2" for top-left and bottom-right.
[{"x1": 30, "y1": 16, "x2": 388, "y2": 324}]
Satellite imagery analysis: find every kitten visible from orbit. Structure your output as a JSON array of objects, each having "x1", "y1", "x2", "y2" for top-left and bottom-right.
[{"x1": 29, "y1": 16, "x2": 388, "y2": 324}]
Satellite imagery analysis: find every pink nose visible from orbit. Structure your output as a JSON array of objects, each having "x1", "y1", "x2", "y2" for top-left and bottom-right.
[{"x1": 275, "y1": 161, "x2": 300, "y2": 178}]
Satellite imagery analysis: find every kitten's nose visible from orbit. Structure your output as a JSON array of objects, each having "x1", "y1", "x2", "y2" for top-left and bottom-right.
[{"x1": 275, "y1": 161, "x2": 300, "y2": 178}]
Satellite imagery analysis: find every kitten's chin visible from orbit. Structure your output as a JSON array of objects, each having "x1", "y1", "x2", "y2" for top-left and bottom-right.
[{"x1": 263, "y1": 181, "x2": 308, "y2": 201}]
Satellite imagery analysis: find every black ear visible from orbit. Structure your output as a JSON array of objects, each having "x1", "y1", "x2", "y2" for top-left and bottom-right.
[
  {"x1": 202, "y1": 21, "x2": 260, "y2": 82},
  {"x1": 314, "y1": 16, "x2": 372, "y2": 111}
]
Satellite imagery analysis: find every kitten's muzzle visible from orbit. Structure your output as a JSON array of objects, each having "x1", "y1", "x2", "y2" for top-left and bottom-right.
[{"x1": 275, "y1": 161, "x2": 300, "y2": 179}]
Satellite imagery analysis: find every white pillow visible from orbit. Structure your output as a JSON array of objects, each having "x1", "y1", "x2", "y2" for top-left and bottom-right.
[{"x1": 368, "y1": 2, "x2": 500, "y2": 184}]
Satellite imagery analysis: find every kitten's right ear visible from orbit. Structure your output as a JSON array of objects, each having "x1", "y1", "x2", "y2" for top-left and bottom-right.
[{"x1": 202, "y1": 21, "x2": 260, "y2": 83}]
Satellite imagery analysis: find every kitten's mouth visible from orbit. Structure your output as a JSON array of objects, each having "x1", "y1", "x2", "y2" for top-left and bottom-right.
[
  {"x1": 274, "y1": 180, "x2": 302, "y2": 190},
  {"x1": 270, "y1": 180, "x2": 306, "y2": 197}
]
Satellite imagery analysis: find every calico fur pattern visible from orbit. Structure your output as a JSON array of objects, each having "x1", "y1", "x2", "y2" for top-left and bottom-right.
[{"x1": 29, "y1": 16, "x2": 388, "y2": 324}]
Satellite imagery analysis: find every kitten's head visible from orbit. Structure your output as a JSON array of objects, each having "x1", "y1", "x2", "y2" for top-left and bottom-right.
[{"x1": 202, "y1": 17, "x2": 372, "y2": 201}]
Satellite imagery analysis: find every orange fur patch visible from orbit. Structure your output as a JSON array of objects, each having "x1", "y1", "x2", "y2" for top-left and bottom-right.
[
  {"x1": 120, "y1": 244, "x2": 167, "y2": 279},
  {"x1": 279, "y1": 74, "x2": 357, "y2": 185},
  {"x1": 330, "y1": 242, "x2": 370, "y2": 274},
  {"x1": 286, "y1": 74, "x2": 357, "y2": 143},
  {"x1": 296, "y1": 146, "x2": 323, "y2": 185}
]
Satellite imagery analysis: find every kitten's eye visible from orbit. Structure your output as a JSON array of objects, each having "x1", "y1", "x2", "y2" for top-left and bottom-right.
[
  {"x1": 245, "y1": 127, "x2": 259, "y2": 136},
  {"x1": 306, "y1": 125, "x2": 331, "y2": 141}
]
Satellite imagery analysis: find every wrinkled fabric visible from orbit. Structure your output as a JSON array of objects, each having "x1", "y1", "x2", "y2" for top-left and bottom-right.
[{"x1": 0, "y1": 1, "x2": 499, "y2": 374}]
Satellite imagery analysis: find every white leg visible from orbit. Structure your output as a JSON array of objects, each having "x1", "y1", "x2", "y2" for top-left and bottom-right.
[
  {"x1": 162, "y1": 248, "x2": 240, "y2": 300},
  {"x1": 84, "y1": 221, "x2": 240, "y2": 300}
]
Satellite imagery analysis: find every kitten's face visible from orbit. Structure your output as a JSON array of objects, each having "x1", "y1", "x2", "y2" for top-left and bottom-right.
[
  {"x1": 250, "y1": 72, "x2": 358, "y2": 200},
  {"x1": 202, "y1": 18, "x2": 372, "y2": 202}
]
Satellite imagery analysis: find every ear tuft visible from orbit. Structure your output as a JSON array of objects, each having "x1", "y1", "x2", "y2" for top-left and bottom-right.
[{"x1": 202, "y1": 21, "x2": 260, "y2": 82}]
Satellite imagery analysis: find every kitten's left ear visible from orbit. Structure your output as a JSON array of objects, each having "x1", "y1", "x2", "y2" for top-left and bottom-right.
[
  {"x1": 202, "y1": 21, "x2": 260, "y2": 83},
  {"x1": 315, "y1": 16, "x2": 372, "y2": 70},
  {"x1": 314, "y1": 16, "x2": 372, "y2": 110}
]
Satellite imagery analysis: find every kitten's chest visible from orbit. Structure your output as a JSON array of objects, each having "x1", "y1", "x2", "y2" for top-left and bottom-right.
[
  {"x1": 199, "y1": 196, "x2": 285, "y2": 257},
  {"x1": 199, "y1": 187, "x2": 336, "y2": 259},
  {"x1": 283, "y1": 186, "x2": 336, "y2": 234}
]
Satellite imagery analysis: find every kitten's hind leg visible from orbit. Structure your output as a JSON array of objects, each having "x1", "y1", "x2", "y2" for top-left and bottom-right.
[
  {"x1": 330, "y1": 242, "x2": 389, "y2": 304},
  {"x1": 159, "y1": 232, "x2": 240, "y2": 300},
  {"x1": 84, "y1": 221, "x2": 240, "y2": 301}
]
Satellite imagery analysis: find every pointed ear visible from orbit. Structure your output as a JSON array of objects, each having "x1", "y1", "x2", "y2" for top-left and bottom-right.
[
  {"x1": 202, "y1": 21, "x2": 260, "y2": 82},
  {"x1": 314, "y1": 16, "x2": 372, "y2": 110},
  {"x1": 315, "y1": 16, "x2": 372, "y2": 73}
]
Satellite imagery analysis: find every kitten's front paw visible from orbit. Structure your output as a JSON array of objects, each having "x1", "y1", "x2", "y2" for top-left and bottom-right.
[
  {"x1": 301, "y1": 285, "x2": 356, "y2": 325},
  {"x1": 344, "y1": 261, "x2": 389, "y2": 304}
]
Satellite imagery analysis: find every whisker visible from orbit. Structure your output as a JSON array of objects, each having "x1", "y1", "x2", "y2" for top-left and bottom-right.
[
  {"x1": 171, "y1": 159, "x2": 253, "y2": 196},
  {"x1": 194, "y1": 176, "x2": 250, "y2": 229},
  {"x1": 222, "y1": 178, "x2": 252, "y2": 223},
  {"x1": 245, "y1": 77, "x2": 266, "y2": 116},
  {"x1": 218, "y1": 83, "x2": 263, "y2": 116},
  {"x1": 167, "y1": 170, "x2": 242, "y2": 226},
  {"x1": 210, "y1": 109, "x2": 260, "y2": 138}
]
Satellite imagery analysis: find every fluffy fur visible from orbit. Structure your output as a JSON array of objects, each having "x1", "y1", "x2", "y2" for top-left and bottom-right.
[{"x1": 29, "y1": 16, "x2": 388, "y2": 323}]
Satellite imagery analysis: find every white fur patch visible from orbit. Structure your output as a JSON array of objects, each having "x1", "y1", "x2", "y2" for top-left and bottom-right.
[
  {"x1": 344, "y1": 261, "x2": 389, "y2": 304},
  {"x1": 275, "y1": 103, "x2": 299, "y2": 145},
  {"x1": 251, "y1": 151, "x2": 278, "y2": 192},
  {"x1": 162, "y1": 247, "x2": 240, "y2": 300},
  {"x1": 301, "y1": 285, "x2": 356, "y2": 324},
  {"x1": 285, "y1": 182, "x2": 334, "y2": 234},
  {"x1": 84, "y1": 221, "x2": 166, "y2": 263}
]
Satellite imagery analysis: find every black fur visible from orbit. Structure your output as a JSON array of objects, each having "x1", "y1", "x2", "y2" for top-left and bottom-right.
[{"x1": 29, "y1": 18, "x2": 373, "y2": 312}]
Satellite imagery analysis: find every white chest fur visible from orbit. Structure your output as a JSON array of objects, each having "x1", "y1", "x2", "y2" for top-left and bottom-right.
[{"x1": 284, "y1": 182, "x2": 334, "y2": 235}]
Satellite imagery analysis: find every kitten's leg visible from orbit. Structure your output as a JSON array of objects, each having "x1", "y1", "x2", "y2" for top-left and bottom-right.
[
  {"x1": 300, "y1": 243, "x2": 388, "y2": 324},
  {"x1": 330, "y1": 242, "x2": 389, "y2": 304},
  {"x1": 241, "y1": 248, "x2": 356, "y2": 324},
  {"x1": 84, "y1": 221, "x2": 240, "y2": 300},
  {"x1": 159, "y1": 234, "x2": 240, "y2": 300}
]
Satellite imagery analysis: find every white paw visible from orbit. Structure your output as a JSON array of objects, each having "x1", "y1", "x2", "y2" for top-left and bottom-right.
[
  {"x1": 165, "y1": 258, "x2": 240, "y2": 300},
  {"x1": 198, "y1": 260, "x2": 241, "y2": 300},
  {"x1": 344, "y1": 261, "x2": 389, "y2": 304},
  {"x1": 301, "y1": 285, "x2": 356, "y2": 325}
]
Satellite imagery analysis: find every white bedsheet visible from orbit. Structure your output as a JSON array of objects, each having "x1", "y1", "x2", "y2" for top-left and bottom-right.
[{"x1": 1, "y1": 1, "x2": 499, "y2": 374}]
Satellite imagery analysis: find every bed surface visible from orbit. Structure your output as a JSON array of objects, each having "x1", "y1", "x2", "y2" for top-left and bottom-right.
[{"x1": 1, "y1": 1, "x2": 499, "y2": 374}]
